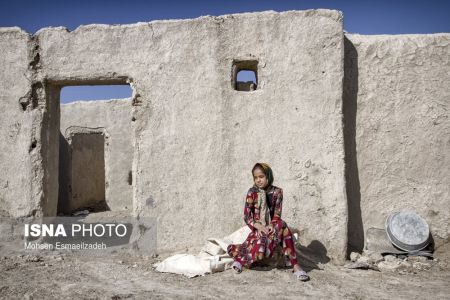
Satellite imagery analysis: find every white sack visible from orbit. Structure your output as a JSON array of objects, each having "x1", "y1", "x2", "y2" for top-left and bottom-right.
[{"x1": 154, "y1": 226, "x2": 251, "y2": 277}]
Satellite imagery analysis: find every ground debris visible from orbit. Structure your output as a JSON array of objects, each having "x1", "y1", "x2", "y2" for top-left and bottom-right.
[
  {"x1": 345, "y1": 253, "x2": 380, "y2": 271},
  {"x1": 24, "y1": 255, "x2": 43, "y2": 263},
  {"x1": 345, "y1": 251, "x2": 439, "y2": 274},
  {"x1": 0, "y1": 252, "x2": 448, "y2": 299},
  {"x1": 344, "y1": 261, "x2": 380, "y2": 271}
]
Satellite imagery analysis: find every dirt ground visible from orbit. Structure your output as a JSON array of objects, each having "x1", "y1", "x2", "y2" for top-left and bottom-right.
[{"x1": 1, "y1": 244, "x2": 449, "y2": 300}]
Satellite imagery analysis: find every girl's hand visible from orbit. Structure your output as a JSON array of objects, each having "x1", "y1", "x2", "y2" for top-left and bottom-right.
[
  {"x1": 267, "y1": 224, "x2": 274, "y2": 235},
  {"x1": 254, "y1": 223, "x2": 269, "y2": 235}
]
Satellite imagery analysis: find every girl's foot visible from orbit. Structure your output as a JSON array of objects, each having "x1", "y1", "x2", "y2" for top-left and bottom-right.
[
  {"x1": 293, "y1": 264, "x2": 309, "y2": 281},
  {"x1": 232, "y1": 261, "x2": 242, "y2": 274},
  {"x1": 293, "y1": 270, "x2": 310, "y2": 281}
]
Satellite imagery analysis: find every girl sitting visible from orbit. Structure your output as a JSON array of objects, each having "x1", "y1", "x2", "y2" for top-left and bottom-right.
[{"x1": 227, "y1": 162, "x2": 310, "y2": 281}]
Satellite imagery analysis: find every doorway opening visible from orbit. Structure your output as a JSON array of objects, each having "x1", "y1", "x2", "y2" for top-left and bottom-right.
[{"x1": 45, "y1": 81, "x2": 134, "y2": 216}]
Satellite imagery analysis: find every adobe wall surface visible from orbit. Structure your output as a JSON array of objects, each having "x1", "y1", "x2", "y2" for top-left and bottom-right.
[
  {"x1": 345, "y1": 34, "x2": 450, "y2": 250},
  {"x1": 0, "y1": 28, "x2": 39, "y2": 218},
  {"x1": 33, "y1": 10, "x2": 348, "y2": 262},
  {"x1": 60, "y1": 99, "x2": 133, "y2": 212}
]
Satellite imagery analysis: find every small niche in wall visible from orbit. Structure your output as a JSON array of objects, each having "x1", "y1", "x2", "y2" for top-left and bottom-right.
[{"x1": 232, "y1": 60, "x2": 258, "y2": 92}]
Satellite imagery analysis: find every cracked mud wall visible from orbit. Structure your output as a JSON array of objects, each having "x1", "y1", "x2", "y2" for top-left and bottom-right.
[
  {"x1": 0, "y1": 28, "x2": 32, "y2": 217},
  {"x1": 34, "y1": 10, "x2": 347, "y2": 262},
  {"x1": 345, "y1": 34, "x2": 450, "y2": 250},
  {"x1": 130, "y1": 10, "x2": 347, "y2": 261},
  {"x1": 1, "y1": 10, "x2": 348, "y2": 262},
  {"x1": 0, "y1": 27, "x2": 58, "y2": 217}
]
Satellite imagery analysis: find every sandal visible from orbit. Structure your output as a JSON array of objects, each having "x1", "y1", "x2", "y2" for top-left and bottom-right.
[
  {"x1": 232, "y1": 261, "x2": 242, "y2": 274},
  {"x1": 293, "y1": 270, "x2": 310, "y2": 281}
]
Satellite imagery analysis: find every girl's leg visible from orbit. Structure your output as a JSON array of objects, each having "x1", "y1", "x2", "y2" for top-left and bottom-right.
[
  {"x1": 274, "y1": 221, "x2": 309, "y2": 280},
  {"x1": 227, "y1": 231, "x2": 269, "y2": 269},
  {"x1": 273, "y1": 219, "x2": 298, "y2": 267},
  {"x1": 227, "y1": 244, "x2": 246, "y2": 267}
]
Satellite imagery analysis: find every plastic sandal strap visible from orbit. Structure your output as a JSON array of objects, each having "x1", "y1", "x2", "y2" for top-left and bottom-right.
[
  {"x1": 294, "y1": 270, "x2": 310, "y2": 281},
  {"x1": 232, "y1": 261, "x2": 242, "y2": 273}
]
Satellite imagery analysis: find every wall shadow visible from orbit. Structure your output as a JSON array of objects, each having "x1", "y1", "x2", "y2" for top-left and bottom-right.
[
  {"x1": 251, "y1": 238, "x2": 330, "y2": 273},
  {"x1": 296, "y1": 240, "x2": 330, "y2": 272},
  {"x1": 58, "y1": 131, "x2": 71, "y2": 214},
  {"x1": 249, "y1": 225, "x2": 330, "y2": 272},
  {"x1": 343, "y1": 36, "x2": 364, "y2": 255}
]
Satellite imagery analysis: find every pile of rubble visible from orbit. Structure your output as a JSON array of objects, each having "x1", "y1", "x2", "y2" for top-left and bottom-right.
[{"x1": 345, "y1": 251, "x2": 447, "y2": 274}]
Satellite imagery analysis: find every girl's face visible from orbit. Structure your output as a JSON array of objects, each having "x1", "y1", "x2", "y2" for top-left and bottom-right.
[{"x1": 253, "y1": 168, "x2": 269, "y2": 189}]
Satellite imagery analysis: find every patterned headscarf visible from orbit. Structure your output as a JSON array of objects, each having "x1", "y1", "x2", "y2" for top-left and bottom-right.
[
  {"x1": 252, "y1": 162, "x2": 274, "y2": 187},
  {"x1": 252, "y1": 163, "x2": 274, "y2": 226}
]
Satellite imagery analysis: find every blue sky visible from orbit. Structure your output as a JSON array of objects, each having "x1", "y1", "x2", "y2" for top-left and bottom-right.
[{"x1": 1, "y1": 0, "x2": 449, "y2": 103}]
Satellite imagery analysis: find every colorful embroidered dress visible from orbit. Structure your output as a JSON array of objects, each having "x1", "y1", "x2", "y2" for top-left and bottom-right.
[{"x1": 227, "y1": 185, "x2": 299, "y2": 268}]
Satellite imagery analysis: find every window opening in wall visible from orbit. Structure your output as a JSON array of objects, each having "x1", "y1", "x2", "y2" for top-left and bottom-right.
[
  {"x1": 60, "y1": 85, "x2": 132, "y2": 104},
  {"x1": 237, "y1": 70, "x2": 257, "y2": 90},
  {"x1": 233, "y1": 60, "x2": 258, "y2": 92}
]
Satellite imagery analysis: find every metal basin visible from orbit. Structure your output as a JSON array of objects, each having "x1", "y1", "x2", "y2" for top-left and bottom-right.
[{"x1": 385, "y1": 211, "x2": 431, "y2": 252}]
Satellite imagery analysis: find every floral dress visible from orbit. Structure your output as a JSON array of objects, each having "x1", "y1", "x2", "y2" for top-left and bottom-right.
[{"x1": 227, "y1": 185, "x2": 298, "y2": 268}]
